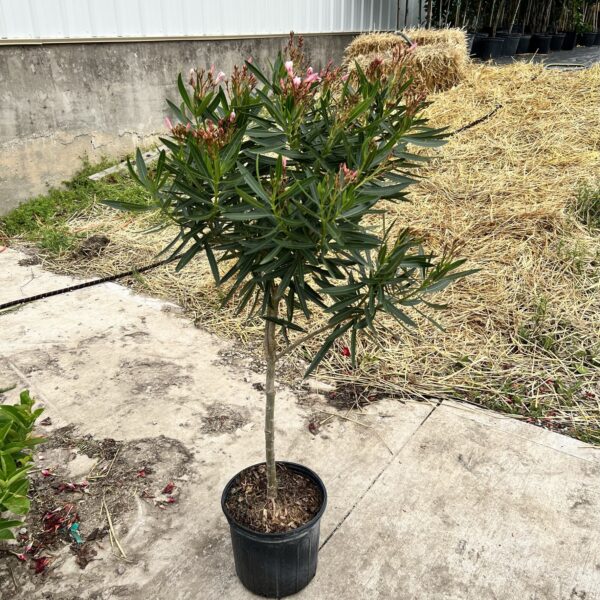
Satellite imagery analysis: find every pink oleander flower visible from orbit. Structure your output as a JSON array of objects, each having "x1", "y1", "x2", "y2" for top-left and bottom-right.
[
  {"x1": 340, "y1": 162, "x2": 358, "y2": 182},
  {"x1": 292, "y1": 76, "x2": 301, "y2": 87},
  {"x1": 215, "y1": 71, "x2": 226, "y2": 84},
  {"x1": 304, "y1": 72, "x2": 321, "y2": 84},
  {"x1": 164, "y1": 117, "x2": 173, "y2": 130},
  {"x1": 284, "y1": 60, "x2": 294, "y2": 77}
]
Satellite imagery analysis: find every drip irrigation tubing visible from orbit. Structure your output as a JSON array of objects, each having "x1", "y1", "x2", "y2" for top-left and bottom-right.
[{"x1": 0, "y1": 253, "x2": 181, "y2": 312}]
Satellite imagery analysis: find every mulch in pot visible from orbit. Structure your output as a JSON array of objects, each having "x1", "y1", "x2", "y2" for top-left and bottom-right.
[{"x1": 225, "y1": 463, "x2": 322, "y2": 534}]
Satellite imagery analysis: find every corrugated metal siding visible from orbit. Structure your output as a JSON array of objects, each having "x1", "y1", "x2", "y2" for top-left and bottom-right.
[{"x1": 0, "y1": 0, "x2": 424, "y2": 41}]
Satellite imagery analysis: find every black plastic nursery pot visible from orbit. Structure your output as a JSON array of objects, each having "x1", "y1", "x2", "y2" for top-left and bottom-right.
[
  {"x1": 471, "y1": 32, "x2": 488, "y2": 55},
  {"x1": 516, "y1": 34, "x2": 532, "y2": 53},
  {"x1": 531, "y1": 34, "x2": 552, "y2": 54},
  {"x1": 498, "y1": 33, "x2": 521, "y2": 56},
  {"x1": 550, "y1": 33, "x2": 566, "y2": 51},
  {"x1": 222, "y1": 462, "x2": 328, "y2": 598},
  {"x1": 562, "y1": 31, "x2": 577, "y2": 51},
  {"x1": 579, "y1": 32, "x2": 597, "y2": 47},
  {"x1": 476, "y1": 36, "x2": 505, "y2": 60},
  {"x1": 595, "y1": 32, "x2": 600, "y2": 45}
]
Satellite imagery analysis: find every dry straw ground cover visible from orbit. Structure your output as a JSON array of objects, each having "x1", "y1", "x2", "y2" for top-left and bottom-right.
[{"x1": 44, "y1": 60, "x2": 600, "y2": 443}]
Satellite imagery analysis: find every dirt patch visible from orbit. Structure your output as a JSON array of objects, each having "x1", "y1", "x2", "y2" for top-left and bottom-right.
[
  {"x1": 74, "y1": 235, "x2": 111, "y2": 258},
  {"x1": 326, "y1": 382, "x2": 385, "y2": 410},
  {"x1": 0, "y1": 426, "x2": 192, "y2": 596},
  {"x1": 10, "y1": 349, "x2": 64, "y2": 377},
  {"x1": 118, "y1": 358, "x2": 193, "y2": 396},
  {"x1": 224, "y1": 463, "x2": 322, "y2": 534},
  {"x1": 17, "y1": 256, "x2": 41, "y2": 267},
  {"x1": 201, "y1": 403, "x2": 248, "y2": 434}
]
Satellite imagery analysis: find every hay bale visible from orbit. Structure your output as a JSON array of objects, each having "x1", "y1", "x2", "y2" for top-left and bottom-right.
[
  {"x1": 344, "y1": 28, "x2": 469, "y2": 94},
  {"x1": 345, "y1": 28, "x2": 467, "y2": 59},
  {"x1": 403, "y1": 27, "x2": 467, "y2": 48}
]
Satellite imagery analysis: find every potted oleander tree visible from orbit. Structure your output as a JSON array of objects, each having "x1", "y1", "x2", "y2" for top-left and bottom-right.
[{"x1": 108, "y1": 38, "x2": 472, "y2": 598}]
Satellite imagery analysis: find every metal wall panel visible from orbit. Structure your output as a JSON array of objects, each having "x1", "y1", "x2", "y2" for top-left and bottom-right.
[{"x1": 0, "y1": 0, "x2": 424, "y2": 41}]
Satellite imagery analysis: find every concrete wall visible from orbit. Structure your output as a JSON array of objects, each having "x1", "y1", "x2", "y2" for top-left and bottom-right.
[{"x1": 0, "y1": 34, "x2": 355, "y2": 213}]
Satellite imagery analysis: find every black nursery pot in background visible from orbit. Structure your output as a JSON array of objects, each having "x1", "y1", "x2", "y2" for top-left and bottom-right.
[
  {"x1": 476, "y1": 36, "x2": 505, "y2": 60},
  {"x1": 531, "y1": 34, "x2": 552, "y2": 54},
  {"x1": 579, "y1": 32, "x2": 597, "y2": 47},
  {"x1": 471, "y1": 32, "x2": 489, "y2": 55},
  {"x1": 595, "y1": 32, "x2": 600, "y2": 45},
  {"x1": 562, "y1": 31, "x2": 577, "y2": 51},
  {"x1": 550, "y1": 33, "x2": 566, "y2": 51},
  {"x1": 222, "y1": 462, "x2": 328, "y2": 598},
  {"x1": 498, "y1": 33, "x2": 521, "y2": 56},
  {"x1": 516, "y1": 34, "x2": 532, "y2": 53}
]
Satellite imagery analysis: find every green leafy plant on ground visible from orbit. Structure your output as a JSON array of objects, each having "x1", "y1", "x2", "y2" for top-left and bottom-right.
[
  {"x1": 107, "y1": 38, "x2": 473, "y2": 502},
  {"x1": 0, "y1": 391, "x2": 44, "y2": 541},
  {"x1": 0, "y1": 158, "x2": 149, "y2": 255}
]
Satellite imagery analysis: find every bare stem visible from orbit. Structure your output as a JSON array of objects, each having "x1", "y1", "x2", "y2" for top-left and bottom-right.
[
  {"x1": 275, "y1": 322, "x2": 334, "y2": 362},
  {"x1": 264, "y1": 292, "x2": 279, "y2": 501}
]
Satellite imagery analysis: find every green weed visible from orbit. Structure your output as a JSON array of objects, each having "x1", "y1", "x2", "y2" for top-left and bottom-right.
[{"x1": 572, "y1": 184, "x2": 600, "y2": 230}]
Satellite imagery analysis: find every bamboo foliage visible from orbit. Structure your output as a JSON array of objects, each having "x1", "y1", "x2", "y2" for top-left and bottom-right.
[{"x1": 427, "y1": 0, "x2": 600, "y2": 32}]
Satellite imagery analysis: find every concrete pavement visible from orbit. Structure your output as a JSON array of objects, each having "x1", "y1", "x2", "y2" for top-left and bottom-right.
[{"x1": 1, "y1": 247, "x2": 600, "y2": 599}]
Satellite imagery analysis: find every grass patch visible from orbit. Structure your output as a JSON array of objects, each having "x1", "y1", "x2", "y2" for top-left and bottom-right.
[
  {"x1": 572, "y1": 184, "x2": 600, "y2": 231},
  {"x1": 0, "y1": 157, "x2": 149, "y2": 255}
]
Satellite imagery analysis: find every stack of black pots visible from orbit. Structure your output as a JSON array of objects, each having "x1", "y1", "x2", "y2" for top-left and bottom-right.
[{"x1": 471, "y1": 25, "x2": 593, "y2": 60}]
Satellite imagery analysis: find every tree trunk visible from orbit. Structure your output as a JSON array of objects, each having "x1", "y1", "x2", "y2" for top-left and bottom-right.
[{"x1": 264, "y1": 291, "x2": 279, "y2": 501}]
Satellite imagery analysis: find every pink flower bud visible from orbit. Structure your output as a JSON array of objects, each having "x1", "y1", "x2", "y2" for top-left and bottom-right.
[
  {"x1": 229, "y1": 111, "x2": 236, "y2": 122},
  {"x1": 409, "y1": 42, "x2": 418, "y2": 52},
  {"x1": 282, "y1": 156, "x2": 287, "y2": 168},
  {"x1": 164, "y1": 117, "x2": 173, "y2": 130},
  {"x1": 209, "y1": 64, "x2": 215, "y2": 75},
  {"x1": 247, "y1": 56, "x2": 253, "y2": 64},
  {"x1": 340, "y1": 162, "x2": 358, "y2": 182},
  {"x1": 306, "y1": 66, "x2": 314, "y2": 75},
  {"x1": 304, "y1": 73, "x2": 321, "y2": 84},
  {"x1": 215, "y1": 71, "x2": 226, "y2": 84},
  {"x1": 292, "y1": 76, "x2": 301, "y2": 87},
  {"x1": 342, "y1": 73, "x2": 349, "y2": 82},
  {"x1": 186, "y1": 122, "x2": 192, "y2": 131},
  {"x1": 284, "y1": 60, "x2": 294, "y2": 76}
]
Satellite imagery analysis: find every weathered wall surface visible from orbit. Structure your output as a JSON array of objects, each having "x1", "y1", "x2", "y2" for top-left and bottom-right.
[{"x1": 0, "y1": 34, "x2": 354, "y2": 213}]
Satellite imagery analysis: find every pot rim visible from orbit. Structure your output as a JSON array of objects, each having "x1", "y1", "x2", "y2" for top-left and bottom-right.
[{"x1": 221, "y1": 461, "x2": 328, "y2": 540}]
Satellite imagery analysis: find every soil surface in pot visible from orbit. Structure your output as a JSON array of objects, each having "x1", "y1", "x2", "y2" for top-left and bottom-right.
[{"x1": 225, "y1": 463, "x2": 322, "y2": 533}]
